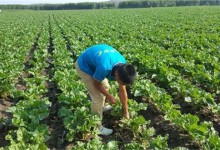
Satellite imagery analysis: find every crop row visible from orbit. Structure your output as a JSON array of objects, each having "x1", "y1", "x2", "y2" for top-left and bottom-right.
[
  {"x1": 0, "y1": 12, "x2": 43, "y2": 100},
  {"x1": 2, "y1": 21, "x2": 51, "y2": 149},
  {"x1": 50, "y1": 13, "x2": 171, "y2": 149}
]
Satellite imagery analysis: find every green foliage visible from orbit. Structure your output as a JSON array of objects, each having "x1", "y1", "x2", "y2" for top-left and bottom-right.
[
  {"x1": 58, "y1": 106, "x2": 101, "y2": 141},
  {"x1": 73, "y1": 137, "x2": 118, "y2": 150},
  {"x1": 1, "y1": 6, "x2": 220, "y2": 149},
  {"x1": 6, "y1": 126, "x2": 48, "y2": 150}
]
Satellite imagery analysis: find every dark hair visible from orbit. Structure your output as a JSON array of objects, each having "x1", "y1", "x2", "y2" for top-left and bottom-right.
[{"x1": 117, "y1": 64, "x2": 136, "y2": 84}]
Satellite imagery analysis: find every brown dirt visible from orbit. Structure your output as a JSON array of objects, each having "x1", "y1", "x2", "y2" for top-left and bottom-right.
[
  {"x1": 102, "y1": 111, "x2": 134, "y2": 149},
  {"x1": 44, "y1": 82, "x2": 66, "y2": 149},
  {"x1": 173, "y1": 96, "x2": 220, "y2": 134},
  {"x1": 140, "y1": 100, "x2": 200, "y2": 149},
  {"x1": 0, "y1": 98, "x2": 13, "y2": 147}
]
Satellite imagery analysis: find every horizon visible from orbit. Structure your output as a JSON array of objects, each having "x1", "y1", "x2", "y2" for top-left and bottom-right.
[{"x1": 0, "y1": 0, "x2": 109, "y2": 5}]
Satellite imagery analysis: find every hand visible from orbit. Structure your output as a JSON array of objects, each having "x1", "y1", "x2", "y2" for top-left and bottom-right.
[
  {"x1": 106, "y1": 94, "x2": 117, "y2": 104},
  {"x1": 123, "y1": 112, "x2": 130, "y2": 119}
]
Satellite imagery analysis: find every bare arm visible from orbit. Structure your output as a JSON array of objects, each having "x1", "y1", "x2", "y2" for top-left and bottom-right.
[
  {"x1": 118, "y1": 84, "x2": 129, "y2": 119},
  {"x1": 93, "y1": 79, "x2": 116, "y2": 104}
]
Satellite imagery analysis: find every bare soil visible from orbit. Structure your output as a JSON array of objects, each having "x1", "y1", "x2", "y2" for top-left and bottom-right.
[{"x1": 0, "y1": 97, "x2": 14, "y2": 147}]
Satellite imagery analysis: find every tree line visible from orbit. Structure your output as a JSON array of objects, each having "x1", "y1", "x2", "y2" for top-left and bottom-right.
[
  {"x1": 0, "y1": 2, "x2": 115, "y2": 10},
  {"x1": 119, "y1": 0, "x2": 220, "y2": 8},
  {"x1": 0, "y1": 0, "x2": 219, "y2": 10}
]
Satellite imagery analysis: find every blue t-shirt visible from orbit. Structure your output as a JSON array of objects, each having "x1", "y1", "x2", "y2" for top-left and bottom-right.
[{"x1": 77, "y1": 44, "x2": 126, "y2": 81}]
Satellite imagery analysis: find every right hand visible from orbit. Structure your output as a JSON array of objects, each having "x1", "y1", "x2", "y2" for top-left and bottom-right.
[
  {"x1": 123, "y1": 112, "x2": 130, "y2": 119},
  {"x1": 106, "y1": 94, "x2": 117, "y2": 104}
]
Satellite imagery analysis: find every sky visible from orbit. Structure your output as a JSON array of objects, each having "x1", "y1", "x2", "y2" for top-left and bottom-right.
[{"x1": 0, "y1": 0, "x2": 108, "y2": 5}]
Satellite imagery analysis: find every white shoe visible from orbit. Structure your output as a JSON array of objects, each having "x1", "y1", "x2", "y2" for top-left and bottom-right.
[
  {"x1": 103, "y1": 105, "x2": 112, "y2": 112},
  {"x1": 99, "y1": 126, "x2": 113, "y2": 136}
]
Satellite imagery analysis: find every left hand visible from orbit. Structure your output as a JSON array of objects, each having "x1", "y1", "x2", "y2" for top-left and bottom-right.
[{"x1": 106, "y1": 94, "x2": 117, "y2": 104}]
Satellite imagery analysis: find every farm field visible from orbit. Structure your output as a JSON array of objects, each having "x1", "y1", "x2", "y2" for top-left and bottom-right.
[{"x1": 0, "y1": 6, "x2": 220, "y2": 149}]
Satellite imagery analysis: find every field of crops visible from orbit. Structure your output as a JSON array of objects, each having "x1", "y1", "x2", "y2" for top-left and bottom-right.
[{"x1": 0, "y1": 6, "x2": 220, "y2": 149}]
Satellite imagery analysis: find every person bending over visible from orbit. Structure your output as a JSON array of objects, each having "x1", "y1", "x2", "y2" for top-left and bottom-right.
[{"x1": 75, "y1": 44, "x2": 136, "y2": 136}]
